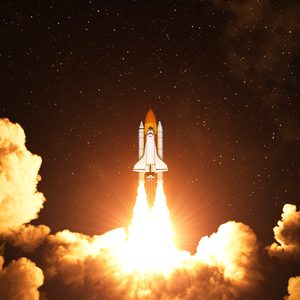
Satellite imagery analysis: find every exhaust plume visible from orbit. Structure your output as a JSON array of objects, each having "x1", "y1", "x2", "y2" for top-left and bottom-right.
[
  {"x1": 42, "y1": 213, "x2": 262, "y2": 299},
  {"x1": 0, "y1": 118, "x2": 265, "y2": 299}
]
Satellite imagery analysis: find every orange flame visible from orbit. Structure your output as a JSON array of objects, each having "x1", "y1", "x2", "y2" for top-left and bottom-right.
[{"x1": 120, "y1": 182, "x2": 188, "y2": 274}]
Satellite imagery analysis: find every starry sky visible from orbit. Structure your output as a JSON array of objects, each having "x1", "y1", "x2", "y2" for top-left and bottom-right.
[{"x1": 1, "y1": 0, "x2": 299, "y2": 260}]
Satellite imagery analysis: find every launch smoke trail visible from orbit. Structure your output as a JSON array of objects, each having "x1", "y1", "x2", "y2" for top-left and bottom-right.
[{"x1": 2, "y1": 117, "x2": 299, "y2": 300}]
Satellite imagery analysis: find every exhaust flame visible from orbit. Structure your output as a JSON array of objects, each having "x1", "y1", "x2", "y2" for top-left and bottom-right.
[
  {"x1": 120, "y1": 182, "x2": 189, "y2": 274},
  {"x1": 41, "y1": 181, "x2": 261, "y2": 299}
]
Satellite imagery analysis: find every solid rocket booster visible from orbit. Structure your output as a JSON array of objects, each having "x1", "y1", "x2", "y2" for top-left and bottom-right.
[{"x1": 133, "y1": 109, "x2": 168, "y2": 184}]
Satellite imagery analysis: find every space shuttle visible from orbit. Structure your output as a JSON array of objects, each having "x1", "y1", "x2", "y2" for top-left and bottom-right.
[{"x1": 133, "y1": 109, "x2": 168, "y2": 189}]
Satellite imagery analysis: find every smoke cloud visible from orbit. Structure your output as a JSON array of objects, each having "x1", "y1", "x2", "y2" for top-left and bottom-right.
[
  {"x1": 284, "y1": 276, "x2": 300, "y2": 300},
  {"x1": 267, "y1": 204, "x2": 300, "y2": 260},
  {"x1": 0, "y1": 255, "x2": 44, "y2": 300},
  {"x1": 1, "y1": 224, "x2": 50, "y2": 252},
  {"x1": 0, "y1": 118, "x2": 45, "y2": 234},
  {"x1": 0, "y1": 118, "x2": 265, "y2": 299},
  {"x1": 196, "y1": 221, "x2": 262, "y2": 290},
  {"x1": 41, "y1": 221, "x2": 262, "y2": 299},
  {"x1": 5, "y1": 118, "x2": 300, "y2": 299}
]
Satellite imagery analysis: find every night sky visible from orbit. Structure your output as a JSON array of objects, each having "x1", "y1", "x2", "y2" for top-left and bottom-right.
[{"x1": 1, "y1": 1, "x2": 300, "y2": 299}]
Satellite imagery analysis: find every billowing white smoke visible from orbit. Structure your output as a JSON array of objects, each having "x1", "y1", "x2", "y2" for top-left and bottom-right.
[
  {"x1": 0, "y1": 118, "x2": 265, "y2": 299},
  {"x1": 284, "y1": 276, "x2": 300, "y2": 300},
  {"x1": 0, "y1": 256, "x2": 44, "y2": 300},
  {"x1": 42, "y1": 221, "x2": 262, "y2": 299},
  {"x1": 0, "y1": 118, "x2": 46, "y2": 299},
  {"x1": 196, "y1": 221, "x2": 262, "y2": 290},
  {"x1": 0, "y1": 118, "x2": 45, "y2": 234},
  {"x1": 267, "y1": 204, "x2": 300, "y2": 260}
]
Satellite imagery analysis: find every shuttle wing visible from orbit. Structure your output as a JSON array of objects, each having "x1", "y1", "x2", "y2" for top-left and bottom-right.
[
  {"x1": 133, "y1": 155, "x2": 149, "y2": 172},
  {"x1": 133, "y1": 152, "x2": 167, "y2": 173},
  {"x1": 154, "y1": 155, "x2": 168, "y2": 172}
]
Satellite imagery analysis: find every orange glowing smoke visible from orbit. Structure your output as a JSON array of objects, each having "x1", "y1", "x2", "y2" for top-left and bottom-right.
[
  {"x1": 0, "y1": 117, "x2": 273, "y2": 299},
  {"x1": 40, "y1": 182, "x2": 262, "y2": 299}
]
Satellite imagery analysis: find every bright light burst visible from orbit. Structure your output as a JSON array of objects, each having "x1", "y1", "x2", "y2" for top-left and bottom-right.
[
  {"x1": 119, "y1": 182, "x2": 190, "y2": 274},
  {"x1": 91, "y1": 181, "x2": 256, "y2": 283}
]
